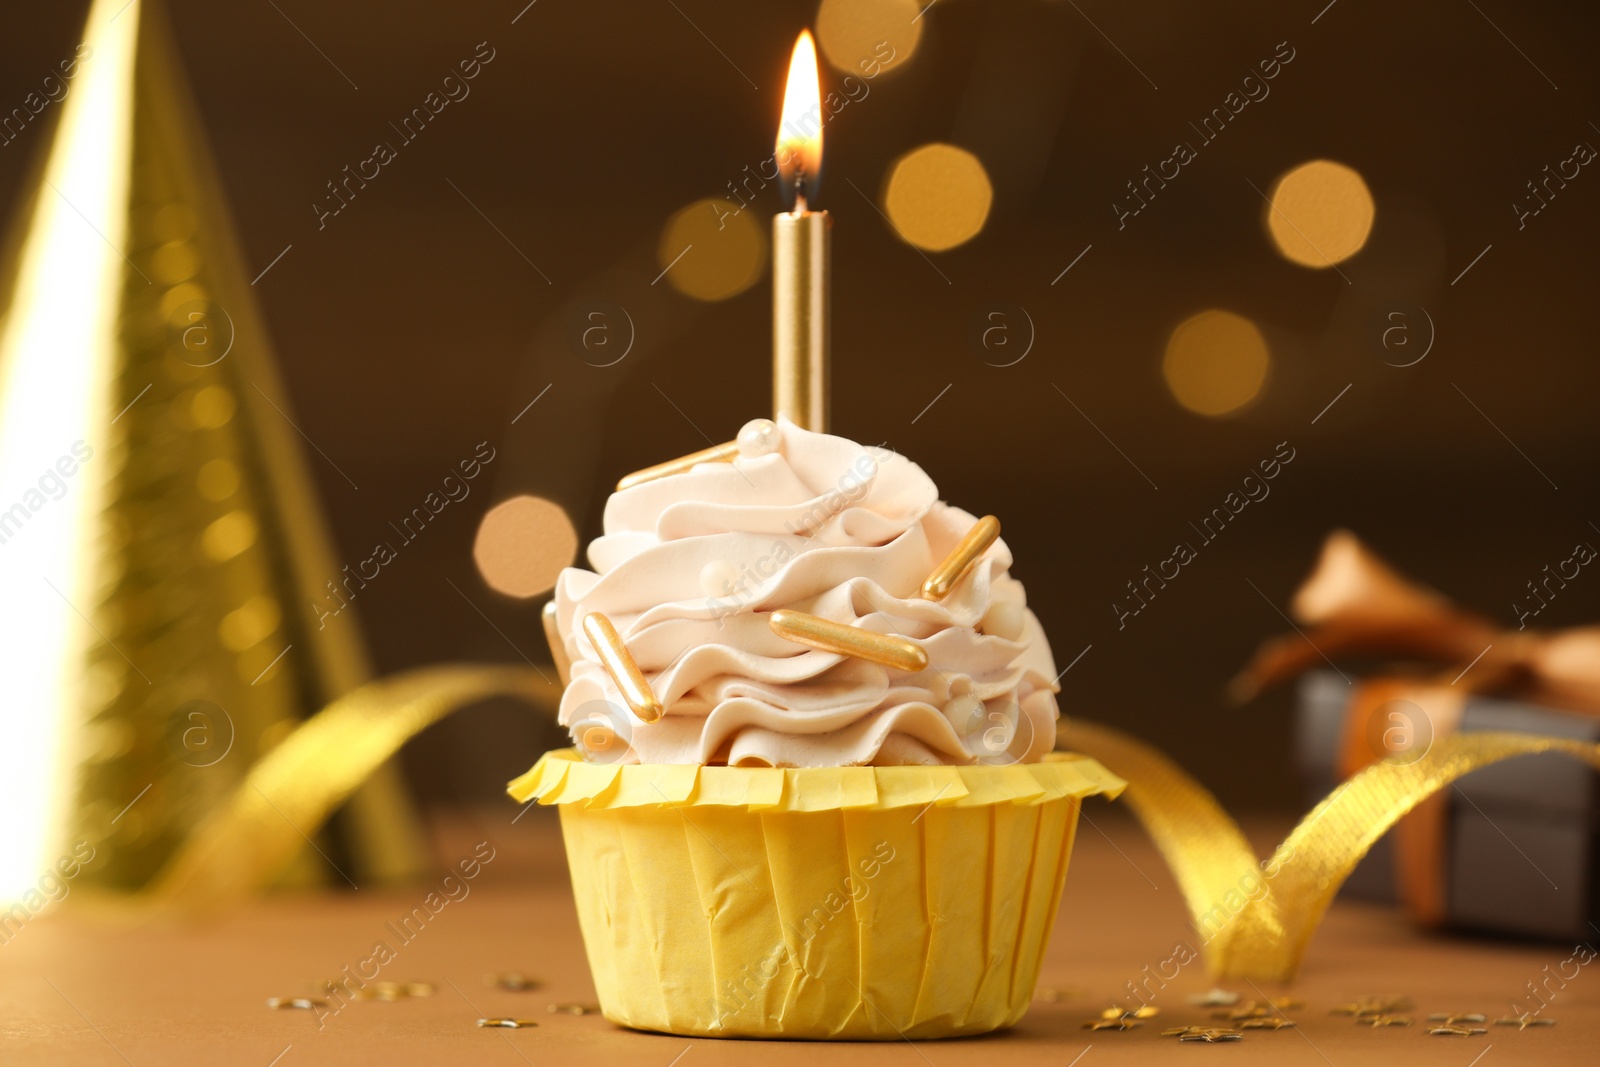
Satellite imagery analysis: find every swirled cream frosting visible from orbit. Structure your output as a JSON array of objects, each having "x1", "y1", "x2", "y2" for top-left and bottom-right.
[{"x1": 552, "y1": 417, "x2": 1061, "y2": 767}]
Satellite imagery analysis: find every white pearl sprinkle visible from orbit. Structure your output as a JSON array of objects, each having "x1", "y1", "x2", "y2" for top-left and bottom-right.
[
  {"x1": 699, "y1": 559, "x2": 739, "y2": 599},
  {"x1": 736, "y1": 418, "x2": 780, "y2": 458}
]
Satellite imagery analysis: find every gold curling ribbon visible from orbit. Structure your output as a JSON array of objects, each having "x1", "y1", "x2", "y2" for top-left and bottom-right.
[
  {"x1": 148, "y1": 665, "x2": 554, "y2": 913},
  {"x1": 1061, "y1": 720, "x2": 1600, "y2": 981}
]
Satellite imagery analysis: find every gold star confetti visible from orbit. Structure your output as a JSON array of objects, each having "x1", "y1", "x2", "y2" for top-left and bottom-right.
[
  {"x1": 1238, "y1": 1017, "x2": 1296, "y2": 1030},
  {"x1": 1212, "y1": 1002, "x2": 1270, "y2": 1021},
  {"x1": 1083, "y1": 1017, "x2": 1142, "y2": 1031},
  {"x1": 1097, "y1": 1003, "x2": 1158, "y2": 1020},
  {"x1": 1188, "y1": 987, "x2": 1241, "y2": 1007},
  {"x1": 1331, "y1": 995, "x2": 1413, "y2": 1017},
  {"x1": 477, "y1": 1018, "x2": 539, "y2": 1029},
  {"x1": 1168, "y1": 1026, "x2": 1243, "y2": 1042},
  {"x1": 1357, "y1": 1015, "x2": 1413, "y2": 1028},
  {"x1": 1495, "y1": 1014, "x2": 1556, "y2": 1029},
  {"x1": 1427, "y1": 1026, "x2": 1488, "y2": 1037},
  {"x1": 486, "y1": 973, "x2": 542, "y2": 992},
  {"x1": 1427, "y1": 1013, "x2": 1488, "y2": 1025},
  {"x1": 548, "y1": 1003, "x2": 602, "y2": 1016},
  {"x1": 266, "y1": 997, "x2": 325, "y2": 1011}
]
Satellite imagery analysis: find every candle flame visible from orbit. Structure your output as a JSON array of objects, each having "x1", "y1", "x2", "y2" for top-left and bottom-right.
[{"x1": 776, "y1": 30, "x2": 822, "y2": 203}]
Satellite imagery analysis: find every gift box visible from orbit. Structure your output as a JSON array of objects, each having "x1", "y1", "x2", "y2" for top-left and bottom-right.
[{"x1": 1295, "y1": 670, "x2": 1600, "y2": 940}]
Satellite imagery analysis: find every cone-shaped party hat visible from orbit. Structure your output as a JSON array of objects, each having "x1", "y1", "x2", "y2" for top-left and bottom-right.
[{"x1": 0, "y1": 0, "x2": 426, "y2": 899}]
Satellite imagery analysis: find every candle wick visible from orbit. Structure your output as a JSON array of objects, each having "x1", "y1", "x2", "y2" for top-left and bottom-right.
[{"x1": 792, "y1": 173, "x2": 808, "y2": 215}]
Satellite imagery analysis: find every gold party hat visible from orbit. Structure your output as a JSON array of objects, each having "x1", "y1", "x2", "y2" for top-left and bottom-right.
[{"x1": 0, "y1": 0, "x2": 426, "y2": 898}]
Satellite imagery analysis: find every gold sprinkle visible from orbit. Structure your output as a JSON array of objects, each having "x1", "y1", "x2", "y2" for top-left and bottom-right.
[
  {"x1": 1428, "y1": 1026, "x2": 1488, "y2": 1037},
  {"x1": 548, "y1": 1003, "x2": 602, "y2": 1015},
  {"x1": 582, "y1": 613, "x2": 663, "y2": 723},
  {"x1": 1238, "y1": 1017, "x2": 1295, "y2": 1030},
  {"x1": 1495, "y1": 1014, "x2": 1555, "y2": 1029},
  {"x1": 920, "y1": 515, "x2": 1000, "y2": 600},
  {"x1": 1357, "y1": 1015, "x2": 1412, "y2": 1028},
  {"x1": 616, "y1": 441, "x2": 737, "y2": 491},
  {"x1": 478, "y1": 1018, "x2": 539, "y2": 1029},
  {"x1": 1428, "y1": 1012, "x2": 1488, "y2": 1025},
  {"x1": 769, "y1": 609, "x2": 929, "y2": 672}
]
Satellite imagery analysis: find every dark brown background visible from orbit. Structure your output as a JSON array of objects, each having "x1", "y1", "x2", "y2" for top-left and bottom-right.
[{"x1": 5, "y1": 0, "x2": 1597, "y2": 809}]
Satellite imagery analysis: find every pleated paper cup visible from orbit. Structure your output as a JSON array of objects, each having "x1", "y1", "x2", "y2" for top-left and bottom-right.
[{"x1": 508, "y1": 750, "x2": 1125, "y2": 1040}]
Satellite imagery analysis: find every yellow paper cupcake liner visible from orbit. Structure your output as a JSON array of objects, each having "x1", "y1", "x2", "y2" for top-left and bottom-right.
[{"x1": 511, "y1": 750, "x2": 1125, "y2": 1039}]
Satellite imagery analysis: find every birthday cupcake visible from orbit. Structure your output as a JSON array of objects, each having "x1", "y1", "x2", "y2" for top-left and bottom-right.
[{"x1": 508, "y1": 417, "x2": 1122, "y2": 1039}]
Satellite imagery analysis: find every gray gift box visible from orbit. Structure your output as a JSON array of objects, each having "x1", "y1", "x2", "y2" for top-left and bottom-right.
[{"x1": 1294, "y1": 671, "x2": 1600, "y2": 940}]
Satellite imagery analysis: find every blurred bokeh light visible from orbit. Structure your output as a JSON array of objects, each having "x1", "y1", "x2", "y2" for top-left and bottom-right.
[
  {"x1": 1162, "y1": 309, "x2": 1271, "y2": 417},
  {"x1": 883, "y1": 143, "x2": 993, "y2": 252},
  {"x1": 474, "y1": 495, "x2": 579, "y2": 598},
  {"x1": 1265, "y1": 159, "x2": 1375, "y2": 269},
  {"x1": 656, "y1": 197, "x2": 767, "y2": 302},
  {"x1": 815, "y1": 0, "x2": 921, "y2": 75}
]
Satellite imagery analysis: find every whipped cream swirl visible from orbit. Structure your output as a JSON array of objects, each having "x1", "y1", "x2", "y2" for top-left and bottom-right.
[{"x1": 552, "y1": 418, "x2": 1061, "y2": 767}]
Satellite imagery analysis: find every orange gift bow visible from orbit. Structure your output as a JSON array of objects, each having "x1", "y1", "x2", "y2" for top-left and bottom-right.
[
  {"x1": 1231, "y1": 529, "x2": 1600, "y2": 714},
  {"x1": 1230, "y1": 529, "x2": 1600, "y2": 925}
]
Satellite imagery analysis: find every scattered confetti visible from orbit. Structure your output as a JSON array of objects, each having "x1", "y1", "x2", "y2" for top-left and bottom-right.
[
  {"x1": 266, "y1": 997, "x2": 325, "y2": 1011},
  {"x1": 478, "y1": 1018, "x2": 539, "y2": 1029},
  {"x1": 1162, "y1": 1026, "x2": 1243, "y2": 1042},
  {"x1": 1331, "y1": 995, "x2": 1413, "y2": 1017}
]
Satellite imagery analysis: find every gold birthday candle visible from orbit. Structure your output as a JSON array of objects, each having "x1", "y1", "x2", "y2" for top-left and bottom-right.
[
  {"x1": 582, "y1": 613, "x2": 663, "y2": 722},
  {"x1": 769, "y1": 609, "x2": 928, "y2": 672},
  {"x1": 921, "y1": 515, "x2": 1001, "y2": 600},
  {"x1": 616, "y1": 441, "x2": 738, "y2": 491}
]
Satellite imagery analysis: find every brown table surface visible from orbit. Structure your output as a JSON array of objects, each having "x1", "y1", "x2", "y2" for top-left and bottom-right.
[{"x1": 4, "y1": 803, "x2": 1593, "y2": 1065}]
